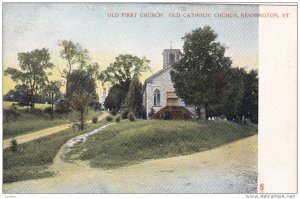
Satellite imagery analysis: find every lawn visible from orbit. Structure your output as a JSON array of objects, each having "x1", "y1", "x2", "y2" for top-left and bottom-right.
[
  {"x1": 3, "y1": 103, "x2": 104, "y2": 139},
  {"x1": 3, "y1": 120, "x2": 109, "y2": 183},
  {"x1": 3, "y1": 101, "x2": 51, "y2": 109},
  {"x1": 65, "y1": 120, "x2": 258, "y2": 169}
]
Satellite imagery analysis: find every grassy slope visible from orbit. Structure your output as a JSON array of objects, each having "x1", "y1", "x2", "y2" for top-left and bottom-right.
[
  {"x1": 66, "y1": 120, "x2": 257, "y2": 169},
  {"x1": 3, "y1": 120, "x2": 109, "y2": 183},
  {"x1": 3, "y1": 108, "x2": 103, "y2": 139}
]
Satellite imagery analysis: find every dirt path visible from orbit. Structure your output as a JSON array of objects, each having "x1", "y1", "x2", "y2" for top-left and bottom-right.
[
  {"x1": 3, "y1": 112, "x2": 110, "y2": 149},
  {"x1": 3, "y1": 135, "x2": 257, "y2": 194}
]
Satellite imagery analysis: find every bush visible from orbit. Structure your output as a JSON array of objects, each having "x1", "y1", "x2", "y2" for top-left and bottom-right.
[
  {"x1": 92, "y1": 116, "x2": 98, "y2": 124},
  {"x1": 115, "y1": 115, "x2": 121, "y2": 123},
  {"x1": 44, "y1": 107, "x2": 53, "y2": 115},
  {"x1": 110, "y1": 109, "x2": 118, "y2": 116},
  {"x1": 121, "y1": 109, "x2": 129, "y2": 119},
  {"x1": 55, "y1": 99, "x2": 72, "y2": 114},
  {"x1": 106, "y1": 115, "x2": 113, "y2": 122},
  {"x1": 4, "y1": 108, "x2": 21, "y2": 122},
  {"x1": 127, "y1": 112, "x2": 135, "y2": 122},
  {"x1": 10, "y1": 139, "x2": 18, "y2": 153}
]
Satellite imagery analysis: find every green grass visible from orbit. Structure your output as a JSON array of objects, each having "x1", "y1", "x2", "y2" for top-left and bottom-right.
[
  {"x1": 3, "y1": 120, "x2": 109, "y2": 183},
  {"x1": 3, "y1": 101, "x2": 51, "y2": 109},
  {"x1": 66, "y1": 120, "x2": 257, "y2": 169},
  {"x1": 3, "y1": 107, "x2": 104, "y2": 139}
]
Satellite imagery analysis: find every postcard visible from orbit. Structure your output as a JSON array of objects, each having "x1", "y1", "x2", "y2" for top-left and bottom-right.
[{"x1": 1, "y1": 2, "x2": 297, "y2": 196}]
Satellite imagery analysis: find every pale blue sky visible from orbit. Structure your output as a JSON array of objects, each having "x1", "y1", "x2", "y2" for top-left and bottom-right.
[{"x1": 3, "y1": 3, "x2": 258, "y2": 73}]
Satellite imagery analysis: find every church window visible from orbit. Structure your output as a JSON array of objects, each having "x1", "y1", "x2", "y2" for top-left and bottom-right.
[{"x1": 154, "y1": 89, "x2": 160, "y2": 106}]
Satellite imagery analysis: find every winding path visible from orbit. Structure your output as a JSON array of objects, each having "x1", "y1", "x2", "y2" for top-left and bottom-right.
[
  {"x1": 3, "y1": 112, "x2": 110, "y2": 149},
  {"x1": 3, "y1": 134, "x2": 258, "y2": 194}
]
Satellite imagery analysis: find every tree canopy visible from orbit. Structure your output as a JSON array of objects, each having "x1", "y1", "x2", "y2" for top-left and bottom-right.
[
  {"x1": 171, "y1": 26, "x2": 232, "y2": 116},
  {"x1": 4, "y1": 48, "x2": 54, "y2": 108},
  {"x1": 99, "y1": 54, "x2": 150, "y2": 85}
]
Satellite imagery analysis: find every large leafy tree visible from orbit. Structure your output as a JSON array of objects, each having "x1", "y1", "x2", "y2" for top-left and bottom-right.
[
  {"x1": 170, "y1": 26, "x2": 232, "y2": 119},
  {"x1": 240, "y1": 70, "x2": 258, "y2": 123},
  {"x1": 99, "y1": 54, "x2": 150, "y2": 85},
  {"x1": 43, "y1": 80, "x2": 62, "y2": 118},
  {"x1": 4, "y1": 48, "x2": 54, "y2": 109},
  {"x1": 104, "y1": 82, "x2": 130, "y2": 111},
  {"x1": 58, "y1": 40, "x2": 100, "y2": 99},
  {"x1": 3, "y1": 84, "x2": 32, "y2": 106},
  {"x1": 123, "y1": 74, "x2": 143, "y2": 117},
  {"x1": 100, "y1": 54, "x2": 150, "y2": 111},
  {"x1": 67, "y1": 69, "x2": 98, "y2": 101}
]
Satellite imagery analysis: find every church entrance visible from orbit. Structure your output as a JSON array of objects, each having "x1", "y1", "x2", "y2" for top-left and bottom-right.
[{"x1": 166, "y1": 91, "x2": 179, "y2": 106}]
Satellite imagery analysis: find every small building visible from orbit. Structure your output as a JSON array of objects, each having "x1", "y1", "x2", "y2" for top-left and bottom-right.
[{"x1": 142, "y1": 48, "x2": 196, "y2": 119}]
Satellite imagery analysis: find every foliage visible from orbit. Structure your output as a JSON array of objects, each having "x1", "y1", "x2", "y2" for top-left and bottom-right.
[
  {"x1": 127, "y1": 112, "x2": 135, "y2": 122},
  {"x1": 65, "y1": 120, "x2": 257, "y2": 169},
  {"x1": 104, "y1": 82, "x2": 130, "y2": 111},
  {"x1": 9, "y1": 139, "x2": 18, "y2": 153},
  {"x1": 170, "y1": 26, "x2": 232, "y2": 118},
  {"x1": 106, "y1": 115, "x2": 113, "y2": 122},
  {"x1": 44, "y1": 106, "x2": 53, "y2": 115},
  {"x1": 3, "y1": 108, "x2": 21, "y2": 122},
  {"x1": 110, "y1": 109, "x2": 118, "y2": 116},
  {"x1": 115, "y1": 114, "x2": 121, "y2": 123},
  {"x1": 72, "y1": 91, "x2": 93, "y2": 130},
  {"x1": 122, "y1": 74, "x2": 144, "y2": 117},
  {"x1": 66, "y1": 69, "x2": 98, "y2": 100},
  {"x1": 43, "y1": 80, "x2": 62, "y2": 119},
  {"x1": 3, "y1": 84, "x2": 32, "y2": 107},
  {"x1": 240, "y1": 70, "x2": 258, "y2": 124},
  {"x1": 121, "y1": 108, "x2": 130, "y2": 119},
  {"x1": 92, "y1": 116, "x2": 98, "y2": 124},
  {"x1": 4, "y1": 48, "x2": 54, "y2": 109},
  {"x1": 99, "y1": 54, "x2": 150, "y2": 85},
  {"x1": 55, "y1": 99, "x2": 72, "y2": 114},
  {"x1": 58, "y1": 40, "x2": 100, "y2": 100}
]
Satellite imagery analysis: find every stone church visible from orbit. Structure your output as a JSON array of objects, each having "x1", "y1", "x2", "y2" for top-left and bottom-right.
[{"x1": 142, "y1": 48, "x2": 196, "y2": 119}]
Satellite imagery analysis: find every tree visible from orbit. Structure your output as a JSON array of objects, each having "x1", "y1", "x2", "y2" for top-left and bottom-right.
[
  {"x1": 58, "y1": 40, "x2": 99, "y2": 99},
  {"x1": 4, "y1": 84, "x2": 32, "y2": 106},
  {"x1": 223, "y1": 68, "x2": 247, "y2": 120},
  {"x1": 123, "y1": 74, "x2": 143, "y2": 117},
  {"x1": 67, "y1": 69, "x2": 98, "y2": 100},
  {"x1": 170, "y1": 26, "x2": 232, "y2": 119},
  {"x1": 4, "y1": 48, "x2": 54, "y2": 109},
  {"x1": 100, "y1": 54, "x2": 150, "y2": 112},
  {"x1": 72, "y1": 91, "x2": 93, "y2": 130},
  {"x1": 240, "y1": 70, "x2": 258, "y2": 123},
  {"x1": 99, "y1": 54, "x2": 150, "y2": 85},
  {"x1": 104, "y1": 82, "x2": 130, "y2": 111},
  {"x1": 43, "y1": 81, "x2": 62, "y2": 118}
]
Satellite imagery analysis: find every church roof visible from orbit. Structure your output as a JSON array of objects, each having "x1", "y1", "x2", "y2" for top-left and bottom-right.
[{"x1": 144, "y1": 64, "x2": 172, "y2": 84}]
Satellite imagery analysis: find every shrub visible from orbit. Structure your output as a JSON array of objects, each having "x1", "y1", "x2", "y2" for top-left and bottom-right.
[
  {"x1": 3, "y1": 108, "x2": 21, "y2": 122},
  {"x1": 92, "y1": 116, "x2": 98, "y2": 124},
  {"x1": 110, "y1": 109, "x2": 118, "y2": 116},
  {"x1": 127, "y1": 112, "x2": 135, "y2": 122},
  {"x1": 55, "y1": 99, "x2": 72, "y2": 114},
  {"x1": 10, "y1": 139, "x2": 18, "y2": 153},
  {"x1": 44, "y1": 107, "x2": 53, "y2": 115},
  {"x1": 106, "y1": 115, "x2": 113, "y2": 122},
  {"x1": 11, "y1": 103, "x2": 18, "y2": 110},
  {"x1": 121, "y1": 109, "x2": 129, "y2": 119},
  {"x1": 115, "y1": 115, "x2": 121, "y2": 123}
]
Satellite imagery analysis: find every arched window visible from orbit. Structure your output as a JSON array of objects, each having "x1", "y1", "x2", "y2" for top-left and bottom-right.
[{"x1": 154, "y1": 89, "x2": 160, "y2": 106}]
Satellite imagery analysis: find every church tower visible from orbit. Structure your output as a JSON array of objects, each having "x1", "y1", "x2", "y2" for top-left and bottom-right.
[{"x1": 162, "y1": 44, "x2": 182, "y2": 68}]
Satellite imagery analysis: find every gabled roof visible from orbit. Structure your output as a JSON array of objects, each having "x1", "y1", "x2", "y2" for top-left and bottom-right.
[{"x1": 144, "y1": 64, "x2": 172, "y2": 84}]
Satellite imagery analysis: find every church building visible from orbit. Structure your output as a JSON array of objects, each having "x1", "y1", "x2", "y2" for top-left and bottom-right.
[{"x1": 142, "y1": 48, "x2": 196, "y2": 119}]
